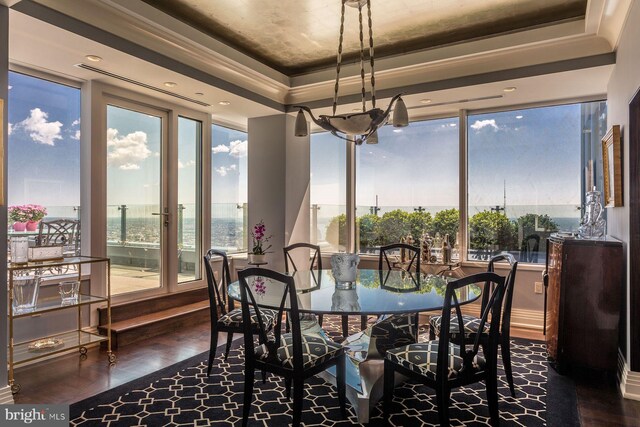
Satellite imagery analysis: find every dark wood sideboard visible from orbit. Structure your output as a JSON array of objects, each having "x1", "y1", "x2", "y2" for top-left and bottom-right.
[{"x1": 544, "y1": 235, "x2": 623, "y2": 374}]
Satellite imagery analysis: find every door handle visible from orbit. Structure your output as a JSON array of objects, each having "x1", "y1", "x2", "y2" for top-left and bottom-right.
[{"x1": 151, "y1": 212, "x2": 170, "y2": 227}]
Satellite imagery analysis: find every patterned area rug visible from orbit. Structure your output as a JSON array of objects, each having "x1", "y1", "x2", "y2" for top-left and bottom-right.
[{"x1": 71, "y1": 316, "x2": 549, "y2": 426}]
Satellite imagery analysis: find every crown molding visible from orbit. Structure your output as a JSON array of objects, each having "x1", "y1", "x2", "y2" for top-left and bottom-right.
[{"x1": 26, "y1": 0, "x2": 290, "y2": 103}]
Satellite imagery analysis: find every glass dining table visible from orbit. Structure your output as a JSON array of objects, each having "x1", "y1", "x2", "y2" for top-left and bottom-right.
[{"x1": 228, "y1": 269, "x2": 482, "y2": 423}]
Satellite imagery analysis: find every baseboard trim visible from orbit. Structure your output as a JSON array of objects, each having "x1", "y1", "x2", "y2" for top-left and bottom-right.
[
  {"x1": 618, "y1": 350, "x2": 640, "y2": 400},
  {"x1": 0, "y1": 385, "x2": 15, "y2": 404}
]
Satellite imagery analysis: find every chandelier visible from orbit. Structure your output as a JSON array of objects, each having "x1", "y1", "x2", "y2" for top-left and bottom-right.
[{"x1": 294, "y1": 0, "x2": 408, "y2": 145}]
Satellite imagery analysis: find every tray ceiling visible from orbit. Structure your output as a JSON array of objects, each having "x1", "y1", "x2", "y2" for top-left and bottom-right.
[{"x1": 143, "y1": 0, "x2": 587, "y2": 75}]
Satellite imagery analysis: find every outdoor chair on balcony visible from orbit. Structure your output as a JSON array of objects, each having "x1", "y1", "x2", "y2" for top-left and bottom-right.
[
  {"x1": 204, "y1": 249, "x2": 278, "y2": 376},
  {"x1": 384, "y1": 272, "x2": 507, "y2": 427},
  {"x1": 429, "y1": 253, "x2": 519, "y2": 397},
  {"x1": 37, "y1": 218, "x2": 80, "y2": 256}
]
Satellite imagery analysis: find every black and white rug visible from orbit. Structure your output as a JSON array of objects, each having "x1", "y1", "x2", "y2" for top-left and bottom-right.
[{"x1": 70, "y1": 317, "x2": 567, "y2": 426}]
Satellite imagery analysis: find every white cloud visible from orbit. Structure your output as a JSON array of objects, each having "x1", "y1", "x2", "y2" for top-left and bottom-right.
[
  {"x1": 215, "y1": 166, "x2": 229, "y2": 176},
  {"x1": 470, "y1": 119, "x2": 498, "y2": 131},
  {"x1": 72, "y1": 118, "x2": 80, "y2": 127},
  {"x1": 19, "y1": 108, "x2": 63, "y2": 145},
  {"x1": 7, "y1": 123, "x2": 12, "y2": 135},
  {"x1": 178, "y1": 159, "x2": 196, "y2": 169},
  {"x1": 107, "y1": 128, "x2": 151, "y2": 170},
  {"x1": 229, "y1": 139, "x2": 247, "y2": 158},
  {"x1": 228, "y1": 164, "x2": 237, "y2": 171},
  {"x1": 8, "y1": 85, "x2": 11, "y2": 90},
  {"x1": 211, "y1": 139, "x2": 248, "y2": 158},
  {"x1": 212, "y1": 144, "x2": 230, "y2": 154},
  {"x1": 72, "y1": 130, "x2": 81, "y2": 140}
]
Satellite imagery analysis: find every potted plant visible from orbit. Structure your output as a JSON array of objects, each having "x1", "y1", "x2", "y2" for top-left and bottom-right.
[
  {"x1": 249, "y1": 220, "x2": 272, "y2": 264},
  {"x1": 9, "y1": 205, "x2": 47, "y2": 232}
]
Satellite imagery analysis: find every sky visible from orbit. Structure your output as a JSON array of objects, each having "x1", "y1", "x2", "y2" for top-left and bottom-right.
[{"x1": 8, "y1": 70, "x2": 601, "y2": 221}]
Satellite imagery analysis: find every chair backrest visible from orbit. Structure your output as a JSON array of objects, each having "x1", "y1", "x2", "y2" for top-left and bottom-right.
[
  {"x1": 437, "y1": 272, "x2": 506, "y2": 381},
  {"x1": 378, "y1": 243, "x2": 421, "y2": 275},
  {"x1": 203, "y1": 249, "x2": 233, "y2": 324},
  {"x1": 283, "y1": 243, "x2": 322, "y2": 273},
  {"x1": 238, "y1": 267, "x2": 304, "y2": 370},
  {"x1": 520, "y1": 234, "x2": 540, "y2": 263},
  {"x1": 37, "y1": 219, "x2": 80, "y2": 255},
  {"x1": 483, "y1": 253, "x2": 518, "y2": 335}
]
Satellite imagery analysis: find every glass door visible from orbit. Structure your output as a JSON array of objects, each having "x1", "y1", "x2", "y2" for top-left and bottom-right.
[{"x1": 107, "y1": 104, "x2": 166, "y2": 296}]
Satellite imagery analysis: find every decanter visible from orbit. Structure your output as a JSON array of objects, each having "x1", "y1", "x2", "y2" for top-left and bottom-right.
[{"x1": 578, "y1": 187, "x2": 606, "y2": 239}]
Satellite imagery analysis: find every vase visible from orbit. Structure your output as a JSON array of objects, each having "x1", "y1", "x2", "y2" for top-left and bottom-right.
[
  {"x1": 26, "y1": 221, "x2": 39, "y2": 232},
  {"x1": 248, "y1": 253, "x2": 267, "y2": 264},
  {"x1": 331, "y1": 253, "x2": 360, "y2": 289},
  {"x1": 12, "y1": 222, "x2": 27, "y2": 232}
]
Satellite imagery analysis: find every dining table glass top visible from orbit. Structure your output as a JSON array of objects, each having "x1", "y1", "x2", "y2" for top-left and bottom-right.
[{"x1": 228, "y1": 269, "x2": 481, "y2": 316}]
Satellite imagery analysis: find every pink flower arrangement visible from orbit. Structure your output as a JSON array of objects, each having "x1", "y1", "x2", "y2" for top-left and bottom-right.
[
  {"x1": 8, "y1": 204, "x2": 47, "y2": 223},
  {"x1": 250, "y1": 220, "x2": 272, "y2": 255},
  {"x1": 252, "y1": 276, "x2": 267, "y2": 296}
]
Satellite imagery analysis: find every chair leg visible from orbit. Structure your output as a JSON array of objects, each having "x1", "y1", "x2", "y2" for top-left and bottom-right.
[
  {"x1": 292, "y1": 377, "x2": 305, "y2": 427},
  {"x1": 383, "y1": 360, "x2": 395, "y2": 425},
  {"x1": 428, "y1": 323, "x2": 436, "y2": 340},
  {"x1": 360, "y1": 315, "x2": 368, "y2": 330},
  {"x1": 341, "y1": 316, "x2": 349, "y2": 337},
  {"x1": 486, "y1": 369, "x2": 500, "y2": 427},
  {"x1": 285, "y1": 312, "x2": 291, "y2": 333},
  {"x1": 207, "y1": 326, "x2": 219, "y2": 377},
  {"x1": 242, "y1": 365, "x2": 255, "y2": 427},
  {"x1": 284, "y1": 377, "x2": 292, "y2": 400},
  {"x1": 435, "y1": 386, "x2": 451, "y2": 427},
  {"x1": 413, "y1": 312, "x2": 420, "y2": 340},
  {"x1": 336, "y1": 354, "x2": 347, "y2": 417},
  {"x1": 224, "y1": 332, "x2": 234, "y2": 361},
  {"x1": 501, "y1": 339, "x2": 516, "y2": 397},
  {"x1": 318, "y1": 314, "x2": 324, "y2": 327}
]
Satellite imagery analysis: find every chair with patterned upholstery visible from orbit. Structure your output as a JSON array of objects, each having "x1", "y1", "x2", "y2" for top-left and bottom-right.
[
  {"x1": 383, "y1": 272, "x2": 507, "y2": 427},
  {"x1": 429, "y1": 252, "x2": 519, "y2": 396},
  {"x1": 203, "y1": 250, "x2": 277, "y2": 376},
  {"x1": 379, "y1": 243, "x2": 421, "y2": 336},
  {"x1": 238, "y1": 267, "x2": 346, "y2": 427}
]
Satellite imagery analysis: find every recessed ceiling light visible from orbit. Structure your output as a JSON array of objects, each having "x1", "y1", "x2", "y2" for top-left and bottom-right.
[
  {"x1": 393, "y1": 129, "x2": 403, "y2": 133},
  {"x1": 163, "y1": 82, "x2": 177, "y2": 88},
  {"x1": 195, "y1": 92, "x2": 204, "y2": 96},
  {"x1": 503, "y1": 87, "x2": 517, "y2": 92},
  {"x1": 420, "y1": 99, "x2": 432, "y2": 104},
  {"x1": 218, "y1": 101, "x2": 231, "y2": 106},
  {"x1": 516, "y1": 115, "x2": 523, "y2": 119},
  {"x1": 85, "y1": 55, "x2": 102, "y2": 62}
]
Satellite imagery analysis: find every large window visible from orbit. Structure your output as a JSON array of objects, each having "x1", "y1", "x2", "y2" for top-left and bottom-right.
[
  {"x1": 7, "y1": 71, "x2": 81, "y2": 227},
  {"x1": 355, "y1": 118, "x2": 459, "y2": 254},
  {"x1": 467, "y1": 101, "x2": 607, "y2": 263},
  {"x1": 313, "y1": 100, "x2": 606, "y2": 265},
  {"x1": 211, "y1": 125, "x2": 248, "y2": 253},
  {"x1": 310, "y1": 132, "x2": 347, "y2": 252}
]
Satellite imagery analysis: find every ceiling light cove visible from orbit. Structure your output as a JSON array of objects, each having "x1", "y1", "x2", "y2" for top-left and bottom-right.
[
  {"x1": 163, "y1": 81, "x2": 178, "y2": 88},
  {"x1": 85, "y1": 55, "x2": 102, "y2": 62},
  {"x1": 420, "y1": 99, "x2": 432, "y2": 104},
  {"x1": 503, "y1": 87, "x2": 517, "y2": 92},
  {"x1": 218, "y1": 101, "x2": 231, "y2": 106}
]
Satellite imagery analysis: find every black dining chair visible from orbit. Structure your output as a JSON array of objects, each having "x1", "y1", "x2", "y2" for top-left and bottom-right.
[
  {"x1": 203, "y1": 249, "x2": 278, "y2": 376},
  {"x1": 429, "y1": 253, "x2": 519, "y2": 397},
  {"x1": 238, "y1": 267, "x2": 347, "y2": 427},
  {"x1": 379, "y1": 243, "x2": 421, "y2": 336},
  {"x1": 384, "y1": 272, "x2": 507, "y2": 426}
]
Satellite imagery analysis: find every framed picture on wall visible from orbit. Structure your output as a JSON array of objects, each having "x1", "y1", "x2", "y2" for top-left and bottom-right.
[{"x1": 602, "y1": 124, "x2": 623, "y2": 207}]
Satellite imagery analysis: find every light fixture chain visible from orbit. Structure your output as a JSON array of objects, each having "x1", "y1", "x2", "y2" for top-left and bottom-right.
[
  {"x1": 358, "y1": 2, "x2": 366, "y2": 112},
  {"x1": 367, "y1": 0, "x2": 376, "y2": 108},
  {"x1": 333, "y1": 0, "x2": 347, "y2": 116}
]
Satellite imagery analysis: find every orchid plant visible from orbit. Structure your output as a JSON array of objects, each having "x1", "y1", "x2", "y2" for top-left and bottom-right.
[
  {"x1": 250, "y1": 220, "x2": 272, "y2": 255},
  {"x1": 8, "y1": 204, "x2": 47, "y2": 223}
]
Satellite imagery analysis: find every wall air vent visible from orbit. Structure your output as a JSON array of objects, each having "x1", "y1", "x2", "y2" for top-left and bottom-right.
[
  {"x1": 407, "y1": 95, "x2": 504, "y2": 109},
  {"x1": 75, "y1": 63, "x2": 211, "y2": 107}
]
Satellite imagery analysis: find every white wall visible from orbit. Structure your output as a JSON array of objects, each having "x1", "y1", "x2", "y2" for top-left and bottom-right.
[
  {"x1": 248, "y1": 114, "x2": 310, "y2": 271},
  {"x1": 606, "y1": 0, "x2": 640, "y2": 368}
]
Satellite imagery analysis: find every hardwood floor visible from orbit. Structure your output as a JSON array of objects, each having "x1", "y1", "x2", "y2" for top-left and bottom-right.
[{"x1": 12, "y1": 323, "x2": 640, "y2": 426}]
